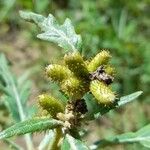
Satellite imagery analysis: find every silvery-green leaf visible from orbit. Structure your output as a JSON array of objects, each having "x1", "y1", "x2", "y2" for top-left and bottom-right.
[
  {"x1": 19, "y1": 11, "x2": 82, "y2": 52},
  {"x1": 0, "y1": 117, "x2": 63, "y2": 139},
  {"x1": 118, "y1": 91, "x2": 143, "y2": 106},
  {"x1": 91, "y1": 124, "x2": 150, "y2": 149},
  {"x1": 61, "y1": 134, "x2": 89, "y2": 150}
]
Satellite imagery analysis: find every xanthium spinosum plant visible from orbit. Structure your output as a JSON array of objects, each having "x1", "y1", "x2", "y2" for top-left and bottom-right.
[{"x1": 0, "y1": 11, "x2": 147, "y2": 150}]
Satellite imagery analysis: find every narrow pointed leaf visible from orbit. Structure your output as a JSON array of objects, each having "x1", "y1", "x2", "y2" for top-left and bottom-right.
[
  {"x1": 0, "y1": 117, "x2": 63, "y2": 139},
  {"x1": 0, "y1": 54, "x2": 34, "y2": 122},
  {"x1": 61, "y1": 134, "x2": 89, "y2": 150},
  {"x1": 92, "y1": 124, "x2": 150, "y2": 149},
  {"x1": 118, "y1": 91, "x2": 143, "y2": 106},
  {"x1": 19, "y1": 11, "x2": 82, "y2": 52}
]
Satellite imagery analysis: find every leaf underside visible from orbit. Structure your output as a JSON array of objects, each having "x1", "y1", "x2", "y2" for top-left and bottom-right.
[
  {"x1": 94, "y1": 123, "x2": 150, "y2": 149},
  {"x1": 118, "y1": 91, "x2": 143, "y2": 106},
  {"x1": 19, "y1": 11, "x2": 82, "y2": 52}
]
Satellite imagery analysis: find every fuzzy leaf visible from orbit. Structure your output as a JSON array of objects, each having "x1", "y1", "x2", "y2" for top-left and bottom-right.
[
  {"x1": 0, "y1": 117, "x2": 63, "y2": 139},
  {"x1": 91, "y1": 124, "x2": 150, "y2": 149},
  {"x1": 61, "y1": 134, "x2": 89, "y2": 150},
  {"x1": 118, "y1": 91, "x2": 143, "y2": 106},
  {"x1": 19, "y1": 11, "x2": 82, "y2": 52}
]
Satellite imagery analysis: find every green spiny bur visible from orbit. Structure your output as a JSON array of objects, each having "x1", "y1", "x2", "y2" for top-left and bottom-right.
[
  {"x1": 88, "y1": 50, "x2": 111, "y2": 72},
  {"x1": 61, "y1": 77, "x2": 89, "y2": 100},
  {"x1": 90, "y1": 80, "x2": 116, "y2": 105},
  {"x1": 38, "y1": 94, "x2": 64, "y2": 118},
  {"x1": 64, "y1": 52, "x2": 89, "y2": 79},
  {"x1": 46, "y1": 64, "x2": 72, "y2": 83}
]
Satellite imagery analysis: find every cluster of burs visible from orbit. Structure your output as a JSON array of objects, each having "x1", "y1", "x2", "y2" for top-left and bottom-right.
[{"x1": 38, "y1": 50, "x2": 116, "y2": 127}]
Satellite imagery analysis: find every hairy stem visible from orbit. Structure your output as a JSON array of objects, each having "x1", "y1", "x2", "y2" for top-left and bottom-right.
[
  {"x1": 48, "y1": 127, "x2": 63, "y2": 150},
  {"x1": 38, "y1": 130, "x2": 54, "y2": 150}
]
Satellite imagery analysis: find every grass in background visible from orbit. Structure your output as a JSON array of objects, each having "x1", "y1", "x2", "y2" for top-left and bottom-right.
[{"x1": 0, "y1": 0, "x2": 149, "y2": 149}]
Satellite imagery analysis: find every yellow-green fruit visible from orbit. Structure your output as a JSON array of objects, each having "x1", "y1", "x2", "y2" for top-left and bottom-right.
[
  {"x1": 64, "y1": 52, "x2": 89, "y2": 78},
  {"x1": 46, "y1": 64, "x2": 71, "y2": 83},
  {"x1": 88, "y1": 50, "x2": 111, "y2": 72},
  {"x1": 38, "y1": 94, "x2": 64, "y2": 118},
  {"x1": 90, "y1": 80, "x2": 116, "y2": 104},
  {"x1": 61, "y1": 77, "x2": 89, "y2": 100}
]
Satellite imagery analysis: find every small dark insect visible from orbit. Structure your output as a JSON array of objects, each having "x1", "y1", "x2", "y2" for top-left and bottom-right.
[{"x1": 89, "y1": 65, "x2": 114, "y2": 85}]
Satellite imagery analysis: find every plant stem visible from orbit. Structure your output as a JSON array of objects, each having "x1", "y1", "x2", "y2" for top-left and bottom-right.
[
  {"x1": 48, "y1": 127, "x2": 63, "y2": 150},
  {"x1": 24, "y1": 134, "x2": 34, "y2": 150},
  {"x1": 38, "y1": 130, "x2": 54, "y2": 150}
]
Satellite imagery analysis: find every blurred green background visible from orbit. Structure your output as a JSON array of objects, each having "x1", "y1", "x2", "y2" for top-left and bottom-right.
[{"x1": 0, "y1": 0, "x2": 149, "y2": 149}]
